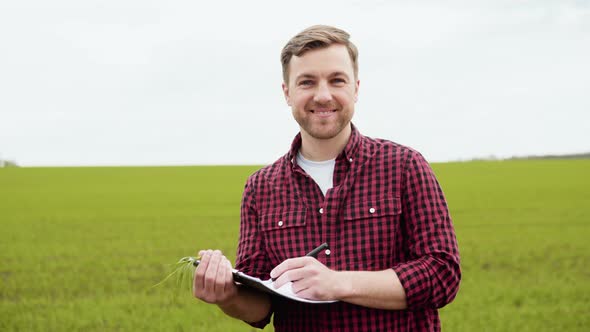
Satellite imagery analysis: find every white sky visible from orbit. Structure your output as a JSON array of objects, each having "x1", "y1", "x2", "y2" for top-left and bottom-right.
[{"x1": 1, "y1": 0, "x2": 588, "y2": 166}]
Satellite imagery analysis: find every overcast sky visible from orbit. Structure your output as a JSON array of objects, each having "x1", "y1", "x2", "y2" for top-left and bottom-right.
[{"x1": 1, "y1": 0, "x2": 588, "y2": 166}]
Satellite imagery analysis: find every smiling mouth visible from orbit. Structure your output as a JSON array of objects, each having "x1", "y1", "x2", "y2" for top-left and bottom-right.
[{"x1": 310, "y1": 109, "x2": 336, "y2": 115}]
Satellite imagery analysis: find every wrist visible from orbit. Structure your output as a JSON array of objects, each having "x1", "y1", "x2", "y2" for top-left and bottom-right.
[
  {"x1": 334, "y1": 271, "x2": 355, "y2": 300},
  {"x1": 216, "y1": 285, "x2": 240, "y2": 308},
  {"x1": 217, "y1": 286, "x2": 272, "y2": 323}
]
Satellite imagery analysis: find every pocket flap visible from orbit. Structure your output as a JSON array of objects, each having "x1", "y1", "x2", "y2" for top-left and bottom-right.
[
  {"x1": 343, "y1": 196, "x2": 401, "y2": 220},
  {"x1": 260, "y1": 209, "x2": 306, "y2": 231}
]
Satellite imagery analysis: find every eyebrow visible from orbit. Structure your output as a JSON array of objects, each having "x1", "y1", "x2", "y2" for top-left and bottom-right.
[
  {"x1": 329, "y1": 71, "x2": 350, "y2": 79},
  {"x1": 295, "y1": 74, "x2": 316, "y2": 81},
  {"x1": 294, "y1": 71, "x2": 351, "y2": 81}
]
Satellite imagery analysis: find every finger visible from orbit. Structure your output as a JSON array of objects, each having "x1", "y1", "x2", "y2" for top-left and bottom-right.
[
  {"x1": 270, "y1": 257, "x2": 311, "y2": 280},
  {"x1": 291, "y1": 278, "x2": 311, "y2": 295},
  {"x1": 193, "y1": 265, "x2": 201, "y2": 297},
  {"x1": 194, "y1": 249, "x2": 213, "y2": 292},
  {"x1": 216, "y1": 256, "x2": 231, "y2": 298},
  {"x1": 223, "y1": 258, "x2": 237, "y2": 299},
  {"x1": 272, "y1": 266, "x2": 309, "y2": 289},
  {"x1": 224, "y1": 257, "x2": 234, "y2": 288},
  {"x1": 294, "y1": 287, "x2": 317, "y2": 300},
  {"x1": 204, "y1": 250, "x2": 223, "y2": 294}
]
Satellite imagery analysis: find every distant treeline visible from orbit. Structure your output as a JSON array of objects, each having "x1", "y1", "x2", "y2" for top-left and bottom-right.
[
  {"x1": 2, "y1": 152, "x2": 589, "y2": 168},
  {"x1": 507, "y1": 152, "x2": 590, "y2": 160},
  {"x1": 470, "y1": 152, "x2": 590, "y2": 162},
  {"x1": 0, "y1": 160, "x2": 19, "y2": 167}
]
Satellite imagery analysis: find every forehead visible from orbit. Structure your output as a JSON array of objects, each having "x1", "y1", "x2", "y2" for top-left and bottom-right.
[{"x1": 288, "y1": 44, "x2": 354, "y2": 80}]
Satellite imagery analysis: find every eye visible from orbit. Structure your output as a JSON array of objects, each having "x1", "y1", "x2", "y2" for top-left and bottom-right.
[
  {"x1": 298, "y1": 80, "x2": 314, "y2": 86},
  {"x1": 331, "y1": 78, "x2": 346, "y2": 85}
]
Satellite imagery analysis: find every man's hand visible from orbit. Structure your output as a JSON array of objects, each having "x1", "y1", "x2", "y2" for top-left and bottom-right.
[
  {"x1": 193, "y1": 250, "x2": 238, "y2": 305},
  {"x1": 270, "y1": 257, "x2": 344, "y2": 301},
  {"x1": 271, "y1": 257, "x2": 409, "y2": 309}
]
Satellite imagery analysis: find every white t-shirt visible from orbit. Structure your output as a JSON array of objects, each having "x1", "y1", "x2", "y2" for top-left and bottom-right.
[{"x1": 296, "y1": 152, "x2": 336, "y2": 196}]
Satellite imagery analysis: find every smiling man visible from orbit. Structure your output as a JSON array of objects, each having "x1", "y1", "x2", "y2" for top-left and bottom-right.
[
  {"x1": 285, "y1": 42, "x2": 357, "y2": 145},
  {"x1": 193, "y1": 25, "x2": 461, "y2": 332}
]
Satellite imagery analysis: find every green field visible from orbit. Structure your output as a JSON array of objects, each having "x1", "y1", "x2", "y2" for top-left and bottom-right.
[{"x1": 1, "y1": 160, "x2": 589, "y2": 331}]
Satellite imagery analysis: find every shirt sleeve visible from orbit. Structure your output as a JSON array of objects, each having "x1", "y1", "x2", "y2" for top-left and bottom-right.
[
  {"x1": 392, "y1": 151, "x2": 461, "y2": 309},
  {"x1": 234, "y1": 173, "x2": 274, "y2": 329}
]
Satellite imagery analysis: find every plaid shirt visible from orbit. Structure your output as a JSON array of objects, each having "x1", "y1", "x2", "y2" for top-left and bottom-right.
[{"x1": 235, "y1": 125, "x2": 460, "y2": 332}]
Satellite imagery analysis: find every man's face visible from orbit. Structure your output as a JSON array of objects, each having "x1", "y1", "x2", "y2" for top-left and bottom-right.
[{"x1": 282, "y1": 44, "x2": 359, "y2": 141}]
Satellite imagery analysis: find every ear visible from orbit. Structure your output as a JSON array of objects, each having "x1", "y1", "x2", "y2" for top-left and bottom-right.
[
  {"x1": 282, "y1": 82, "x2": 291, "y2": 106},
  {"x1": 354, "y1": 79, "x2": 360, "y2": 102}
]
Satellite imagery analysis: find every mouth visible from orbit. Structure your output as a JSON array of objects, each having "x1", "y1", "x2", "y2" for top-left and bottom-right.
[{"x1": 310, "y1": 109, "x2": 337, "y2": 117}]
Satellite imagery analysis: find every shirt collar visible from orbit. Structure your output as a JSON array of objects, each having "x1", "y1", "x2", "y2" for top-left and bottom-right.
[{"x1": 286, "y1": 123, "x2": 362, "y2": 167}]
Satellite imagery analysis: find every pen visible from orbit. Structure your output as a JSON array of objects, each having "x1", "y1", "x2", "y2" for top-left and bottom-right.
[
  {"x1": 270, "y1": 243, "x2": 330, "y2": 281},
  {"x1": 305, "y1": 242, "x2": 329, "y2": 258}
]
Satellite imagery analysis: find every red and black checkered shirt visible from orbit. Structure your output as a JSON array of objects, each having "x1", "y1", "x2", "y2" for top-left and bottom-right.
[{"x1": 235, "y1": 125, "x2": 460, "y2": 332}]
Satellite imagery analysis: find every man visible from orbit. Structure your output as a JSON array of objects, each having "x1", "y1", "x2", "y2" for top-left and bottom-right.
[{"x1": 193, "y1": 25, "x2": 461, "y2": 331}]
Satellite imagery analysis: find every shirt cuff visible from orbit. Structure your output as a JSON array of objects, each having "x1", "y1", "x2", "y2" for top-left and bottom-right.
[
  {"x1": 242, "y1": 294, "x2": 273, "y2": 329},
  {"x1": 244, "y1": 313, "x2": 272, "y2": 329},
  {"x1": 392, "y1": 260, "x2": 432, "y2": 309}
]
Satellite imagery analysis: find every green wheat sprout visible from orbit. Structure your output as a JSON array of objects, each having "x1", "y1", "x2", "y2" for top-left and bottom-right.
[{"x1": 153, "y1": 256, "x2": 198, "y2": 292}]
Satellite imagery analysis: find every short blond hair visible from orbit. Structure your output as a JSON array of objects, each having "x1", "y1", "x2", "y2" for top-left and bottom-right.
[{"x1": 281, "y1": 25, "x2": 359, "y2": 83}]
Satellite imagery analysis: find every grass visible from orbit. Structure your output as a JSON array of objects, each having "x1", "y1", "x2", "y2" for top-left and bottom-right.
[{"x1": 1, "y1": 160, "x2": 589, "y2": 331}]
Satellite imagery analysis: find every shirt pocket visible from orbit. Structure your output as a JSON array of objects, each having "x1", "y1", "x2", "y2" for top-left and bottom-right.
[
  {"x1": 343, "y1": 195, "x2": 401, "y2": 221},
  {"x1": 341, "y1": 195, "x2": 402, "y2": 270},
  {"x1": 260, "y1": 208, "x2": 307, "y2": 265}
]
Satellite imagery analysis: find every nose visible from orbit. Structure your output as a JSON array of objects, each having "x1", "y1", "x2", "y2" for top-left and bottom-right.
[{"x1": 313, "y1": 81, "x2": 333, "y2": 104}]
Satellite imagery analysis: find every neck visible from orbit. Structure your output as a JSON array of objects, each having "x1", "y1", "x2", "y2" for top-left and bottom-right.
[{"x1": 299, "y1": 124, "x2": 352, "y2": 161}]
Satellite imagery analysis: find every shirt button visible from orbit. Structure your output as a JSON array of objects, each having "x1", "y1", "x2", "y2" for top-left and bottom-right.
[
  {"x1": 325, "y1": 249, "x2": 331, "y2": 256},
  {"x1": 369, "y1": 207, "x2": 376, "y2": 214},
  {"x1": 349, "y1": 158, "x2": 353, "y2": 162},
  {"x1": 278, "y1": 220, "x2": 284, "y2": 227},
  {"x1": 319, "y1": 208, "x2": 324, "y2": 214}
]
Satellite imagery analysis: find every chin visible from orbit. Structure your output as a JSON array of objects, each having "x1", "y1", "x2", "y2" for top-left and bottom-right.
[{"x1": 307, "y1": 125, "x2": 344, "y2": 140}]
